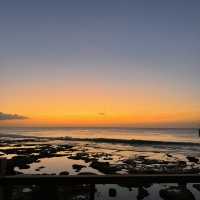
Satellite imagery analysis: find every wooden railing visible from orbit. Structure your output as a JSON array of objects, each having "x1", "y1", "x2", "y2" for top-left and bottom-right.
[
  {"x1": 0, "y1": 174, "x2": 200, "y2": 200},
  {"x1": 1, "y1": 174, "x2": 200, "y2": 185}
]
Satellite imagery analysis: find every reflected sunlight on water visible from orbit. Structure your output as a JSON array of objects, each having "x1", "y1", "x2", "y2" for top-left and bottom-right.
[{"x1": 0, "y1": 127, "x2": 199, "y2": 144}]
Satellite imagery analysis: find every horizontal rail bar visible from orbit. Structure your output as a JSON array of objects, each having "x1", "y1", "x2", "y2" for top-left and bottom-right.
[{"x1": 1, "y1": 174, "x2": 200, "y2": 185}]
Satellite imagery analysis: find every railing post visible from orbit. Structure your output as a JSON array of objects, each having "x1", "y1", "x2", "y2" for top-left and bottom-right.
[
  {"x1": 0, "y1": 158, "x2": 7, "y2": 176},
  {"x1": 0, "y1": 185, "x2": 3, "y2": 200},
  {"x1": 90, "y1": 184, "x2": 95, "y2": 200},
  {"x1": 0, "y1": 158, "x2": 7, "y2": 200}
]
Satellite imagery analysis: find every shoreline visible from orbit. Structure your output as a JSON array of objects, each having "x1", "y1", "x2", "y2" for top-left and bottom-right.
[
  {"x1": 1, "y1": 134, "x2": 200, "y2": 200},
  {"x1": 0, "y1": 136, "x2": 200, "y2": 176}
]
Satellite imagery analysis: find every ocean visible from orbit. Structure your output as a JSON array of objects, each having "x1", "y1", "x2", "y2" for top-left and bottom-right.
[
  {"x1": 0, "y1": 127, "x2": 199, "y2": 144},
  {"x1": 1, "y1": 127, "x2": 200, "y2": 159}
]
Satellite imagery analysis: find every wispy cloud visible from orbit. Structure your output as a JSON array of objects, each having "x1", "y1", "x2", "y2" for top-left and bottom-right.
[
  {"x1": 98, "y1": 113, "x2": 106, "y2": 116},
  {"x1": 0, "y1": 112, "x2": 28, "y2": 120}
]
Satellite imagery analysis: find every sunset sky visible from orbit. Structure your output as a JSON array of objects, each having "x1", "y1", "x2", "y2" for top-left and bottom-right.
[{"x1": 0, "y1": 1, "x2": 200, "y2": 127}]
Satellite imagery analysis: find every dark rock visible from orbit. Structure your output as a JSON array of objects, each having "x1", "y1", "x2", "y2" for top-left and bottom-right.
[
  {"x1": 123, "y1": 159, "x2": 136, "y2": 166},
  {"x1": 35, "y1": 166, "x2": 45, "y2": 171},
  {"x1": 72, "y1": 164, "x2": 86, "y2": 172},
  {"x1": 0, "y1": 147, "x2": 36, "y2": 155},
  {"x1": 59, "y1": 171, "x2": 69, "y2": 175},
  {"x1": 18, "y1": 164, "x2": 30, "y2": 169},
  {"x1": 9, "y1": 155, "x2": 38, "y2": 169},
  {"x1": 40, "y1": 147, "x2": 57, "y2": 156},
  {"x1": 90, "y1": 161, "x2": 119, "y2": 174},
  {"x1": 177, "y1": 161, "x2": 187, "y2": 167},
  {"x1": 84, "y1": 157, "x2": 98, "y2": 163},
  {"x1": 167, "y1": 154, "x2": 172, "y2": 157},
  {"x1": 186, "y1": 156, "x2": 199, "y2": 163},
  {"x1": 103, "y1": 157, "x2": 113, "y2": 160},
  {"x1": 58, "y1": 144, "x2": 73, "y2": 150},
  {"x1": 68, "y1": 152, "x2": 89, "y2": 160},
  {"x1": 92, "y1": 152, "x2": 112, "y2": 158},
  {"x1": 159, "y1": 186, "x2": 195, "y2": 200},
  {"x1": 14, "y1": 144, "x2": 23, "y2": 147},
  {"x1": 136, "y1": 156, "x2": 146, "y2": 161},
  {"x1": 137, "y1": 187, "x2": 149, "y2": 200},
  {"x1": 68, "y1": 152, "x2": 97, "y2": 163},
  {"x1": 142, "y1": 159, "x2": 169, "y2": 165}
]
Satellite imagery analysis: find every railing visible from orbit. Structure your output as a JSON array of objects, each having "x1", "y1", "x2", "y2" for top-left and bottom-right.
[
  {"x1": 1, "y1": 174, "x2": 200, "y2": 185},
  {"x1": 1, "y1": 174, "x2": 200, "y2": 200}
]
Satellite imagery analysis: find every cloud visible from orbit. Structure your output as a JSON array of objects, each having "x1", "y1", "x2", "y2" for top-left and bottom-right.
[
  {"x1": 98, "y1": 112, "x2": 105, "y2": 116},
  {"x1": 0, "y1": 112, "x2": 28, "y2": 120}
]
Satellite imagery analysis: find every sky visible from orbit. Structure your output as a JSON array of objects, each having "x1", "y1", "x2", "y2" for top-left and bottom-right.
[{"x1": 0, "y1": 0, "x2": 200, "y2": 127}]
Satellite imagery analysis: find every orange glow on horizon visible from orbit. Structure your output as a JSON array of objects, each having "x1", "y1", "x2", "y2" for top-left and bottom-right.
[
  {"x1": 1, "y1": 76, "x2": 200, "y2": 128},
  {"x1": 0, "y1": 111, "x2": 199, "y2": 127}
]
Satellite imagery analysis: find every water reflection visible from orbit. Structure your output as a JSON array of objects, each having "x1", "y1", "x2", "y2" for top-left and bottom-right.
[{"x1": 1, "y1": 183, "x2": 200, "y2": 200}]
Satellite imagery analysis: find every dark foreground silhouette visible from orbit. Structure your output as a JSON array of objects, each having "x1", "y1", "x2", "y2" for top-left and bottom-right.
[{"x1": 1, "y1": 175, "x2": 200, "y2": 200}]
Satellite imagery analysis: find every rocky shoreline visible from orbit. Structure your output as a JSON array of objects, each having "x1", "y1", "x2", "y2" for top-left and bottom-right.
[
  {"x1": 0, "y1": 138, "x2": 200, "y2": 176},
  {"x1": 1, "y1": 138, "x2": 200, "y2": 199}
]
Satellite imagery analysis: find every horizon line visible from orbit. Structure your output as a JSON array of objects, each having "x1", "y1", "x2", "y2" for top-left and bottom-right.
[{"x1": 0, "y1": 126, "x2": 198, "y2": 129}]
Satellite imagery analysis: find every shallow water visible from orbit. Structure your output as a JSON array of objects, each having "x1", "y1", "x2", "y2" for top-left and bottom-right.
[
  {"x1": 1, "y1": 127, "x2": 200, "y2": 177},
  {"x1": 15, "y1": 156, "x2": 101, "y2": 175}
]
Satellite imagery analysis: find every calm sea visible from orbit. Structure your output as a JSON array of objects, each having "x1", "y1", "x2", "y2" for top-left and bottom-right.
[{"x1": 0, "y1": 127, "x2": 199, "y2": 144}]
